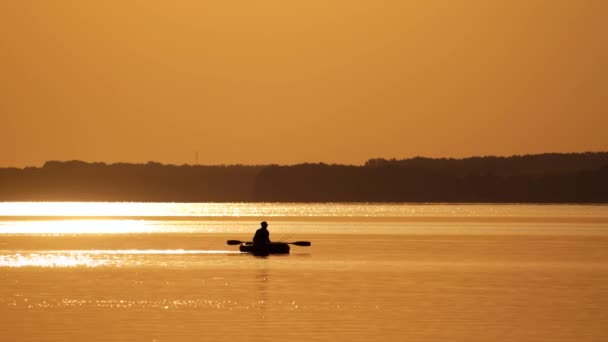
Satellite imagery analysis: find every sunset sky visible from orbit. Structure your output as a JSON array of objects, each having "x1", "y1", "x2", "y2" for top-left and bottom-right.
[{"x1": 1, "y1": 1, "x2": 606, "y2": 167}]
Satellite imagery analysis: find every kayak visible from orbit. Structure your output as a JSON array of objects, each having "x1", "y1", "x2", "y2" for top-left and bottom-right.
[
  {"x1": 227, "y1": 239, "x2": 310, "y2": 255},
  {"x1": 239, "y1": 242, "x2": 290, "y2": 255}
]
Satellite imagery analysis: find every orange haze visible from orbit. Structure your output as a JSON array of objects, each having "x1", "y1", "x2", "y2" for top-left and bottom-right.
[{"x1": 1, "y1": 1, "x2": 607, "y2": 167}]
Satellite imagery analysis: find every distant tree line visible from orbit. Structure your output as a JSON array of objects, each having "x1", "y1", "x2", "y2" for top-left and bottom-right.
[
  {"x1": 1, "y1": 152, "x2": 607, "y2": 203},
  {"x1": 0, "y1": 161, "x2": 262, "y2": 202}
]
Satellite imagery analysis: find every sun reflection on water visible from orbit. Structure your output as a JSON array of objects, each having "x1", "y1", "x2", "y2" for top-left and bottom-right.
[
  {"x1": 0, "y1": 252, "x2": 109, "y2": 268},
  {"x1": 3, "y1": 297, "x2": 303, "y2": 311},
  {"x1": 0, "y1": 249, "x2": 238, "y2": 268},
  {"x1": 0, "y1": 219, "x2": 150, "y2": 234},
  {"x1": 0, "y1": 202, "x2": 160, "y2": 217}
]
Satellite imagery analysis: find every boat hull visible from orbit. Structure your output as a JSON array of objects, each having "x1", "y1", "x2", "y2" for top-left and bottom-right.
[{"x1": 239, "y1": 242, "x2": 290, "y2": 255}]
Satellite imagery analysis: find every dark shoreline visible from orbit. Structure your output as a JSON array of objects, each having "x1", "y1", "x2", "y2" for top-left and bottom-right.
[{"x1": 1, "y1": 152, "x2": 607, "y2": 203}]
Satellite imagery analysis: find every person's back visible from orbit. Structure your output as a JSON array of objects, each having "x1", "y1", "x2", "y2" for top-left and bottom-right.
[{"x1": 253, "y1": 221, "x2": 270, "y2": 245}]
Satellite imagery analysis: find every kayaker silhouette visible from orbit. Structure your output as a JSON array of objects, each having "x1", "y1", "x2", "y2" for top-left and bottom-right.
[{"x1": 253, "y1": 221, "x2": 271, "y2": 246}]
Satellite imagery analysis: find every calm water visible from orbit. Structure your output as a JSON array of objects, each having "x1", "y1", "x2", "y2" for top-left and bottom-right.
[{"x1": 1, "y1": 203, "x2": 607, "y2": 341}]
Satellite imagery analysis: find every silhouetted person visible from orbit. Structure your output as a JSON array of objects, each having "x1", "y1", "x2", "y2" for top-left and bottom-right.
[{"x1": 253, "y1": 221, "x2": 271, "y2": 246}]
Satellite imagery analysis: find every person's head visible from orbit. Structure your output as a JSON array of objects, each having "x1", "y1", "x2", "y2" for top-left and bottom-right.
[{"x1": 260, "y1": 221, "x2": 268, "y2": 229}]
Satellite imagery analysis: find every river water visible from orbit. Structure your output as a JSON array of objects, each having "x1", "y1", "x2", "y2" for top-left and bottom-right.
[{"x1": 1, "y1": 202, "x2": 607, "y2": 341}]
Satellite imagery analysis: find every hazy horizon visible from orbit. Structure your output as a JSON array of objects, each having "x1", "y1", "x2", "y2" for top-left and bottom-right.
[{"x1": 2, "y1": 150, "x2": 608, "y2": 169}]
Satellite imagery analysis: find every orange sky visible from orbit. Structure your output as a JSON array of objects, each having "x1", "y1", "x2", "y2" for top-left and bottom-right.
[{"x1": 1, "y1": 1, "x2": 607, "y2": 167}]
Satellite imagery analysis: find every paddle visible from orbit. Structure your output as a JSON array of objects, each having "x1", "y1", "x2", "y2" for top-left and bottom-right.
[
  {"x1": 289, "y1": 241, "x2": 311, "y2": 246},
  {"x1": 226, "y1": 240, "x2": 311, "y2": 246}
]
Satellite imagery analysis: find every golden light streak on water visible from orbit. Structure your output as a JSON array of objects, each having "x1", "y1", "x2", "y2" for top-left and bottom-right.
[
  {"x1": 2, "y1": 202, "x2": 607, "y2": 219},
  {"x1": 0, "y1": 250, "x2": 238, "y2": 268},
  {"x1": 0, "y1": 202, "x2": 255, "y2": 217},
  {"x1": 0, "y1": 219, "x2": 150, "y2": 234},
  {"x1": 0, "y1": 202, "x2": 149, "y2": 217},
  {"x1": 0, "y1": 252, "x2": 107, "y2": 267}
]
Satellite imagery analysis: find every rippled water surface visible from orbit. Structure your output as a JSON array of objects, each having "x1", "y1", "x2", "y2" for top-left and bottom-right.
[{"x1": 1, "y1": 203, "x2": 607, "y2": 341}]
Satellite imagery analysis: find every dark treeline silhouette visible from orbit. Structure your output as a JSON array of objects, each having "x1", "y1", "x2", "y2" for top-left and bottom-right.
[
  {"x1": 1, "y1": 152, "x2": 608, "y2": 203},
  {"x1": 0, "y1": 161, "x2": 262, "y2": 202},
  {"x1": 364, "y1": 153, "x2": 608, "y2": 176},
  {"x1": 254, "y1": 152, "x2": 608, "y2": 203}
]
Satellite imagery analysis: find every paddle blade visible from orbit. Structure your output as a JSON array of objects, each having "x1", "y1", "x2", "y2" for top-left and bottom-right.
[
  {"x1": 227, "y1": 240, "x2": 244, "y2": 245},
  {"x1": 291, "y1": 241, "x2": 311, "y2": 246}
]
